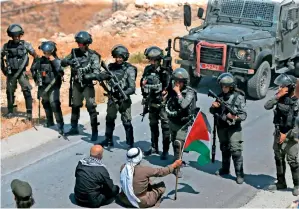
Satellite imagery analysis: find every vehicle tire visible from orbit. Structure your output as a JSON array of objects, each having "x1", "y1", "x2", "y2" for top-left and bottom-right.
[
  {"x1": 246, "y1": 61, "x2": 271, "y2": 99},
  {"x1": 294, "y1": 57, "x2": 299, "y2": 77},
  {"x1": 181, "y1": 64, "x2": 202, "y2": 88}
]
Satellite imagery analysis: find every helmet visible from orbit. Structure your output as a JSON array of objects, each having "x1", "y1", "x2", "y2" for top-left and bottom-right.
[
  {"x1": 172, "y1": 67, "x2": 190, "y2": 85},
  {"x1": 144, "y1": 46, "x2": 164, "y2": 60},
  {"x1": 274, "y1": 73, "x2": 296, "y2": 88},
  {"x1": 74, "y1": 31, "x2": 92, "y2": 45},
  {"x1": 217, "y1": 72, "x2": 235, "y2": 87},
  {"x1": 111, "y1": 44, "x2": 129, "y2": 61},
  {"x1": 7, "y1": 24, "x2": 24, "y2": 37},
  {"x1": 39, "y1": 41, "x2": 57, "y2": 54}
]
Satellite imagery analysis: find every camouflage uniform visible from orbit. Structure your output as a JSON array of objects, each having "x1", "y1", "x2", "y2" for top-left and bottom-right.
[
  {"x1": 1, "y1": 24, "x2": 38, "y2": 119},
  {"x1": 165, "y1": 68, "x2": 198, "y2": 177},
  {"x1": 264, "y1": 73, "x2": 299, "y2": 196},
  {"x1": 61, "y1": 31, "x2": 102, "y2": 141},
  {"x1": 209, "y1": 73, "x2": 247, "y2": 184},
  {"x1": 30, "y1": 41, "x2": 64, "y2": 134}
]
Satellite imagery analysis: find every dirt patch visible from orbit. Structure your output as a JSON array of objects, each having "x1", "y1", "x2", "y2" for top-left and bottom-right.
[{"x1": 1, "y1": 0, "x2": 204, "y2": 139}]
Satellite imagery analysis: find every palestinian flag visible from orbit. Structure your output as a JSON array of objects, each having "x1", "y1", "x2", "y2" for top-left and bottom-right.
[{"x1": 183, "y1": 111, "x2": 211, "y2": 165}]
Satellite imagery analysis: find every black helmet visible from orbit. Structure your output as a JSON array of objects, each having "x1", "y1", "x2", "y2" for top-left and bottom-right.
[
  {"x1": 39, "y1": 41, "x2": 57, "y2": 54},
  {"x1": 274, "y1": 73, "x2": 296, "y2": 88},
  {"x1": 7, "y1": 24, "x2": 24, "y2": 37},
  {"x1": 74, "y1": 31, "x2": 92, "y2": 45},
  {"x1": 172, "y1": 67, "x2": 190, "y2": 85},
  {"x1": 217, "y1": 72, "x2": 236, "y2": 87},
  {"x1": 144, "y1": 46, "x2": 164, "y2": 60},
  {"x1": 111, "y1": 44, "x2": 129, "y2": 61}
]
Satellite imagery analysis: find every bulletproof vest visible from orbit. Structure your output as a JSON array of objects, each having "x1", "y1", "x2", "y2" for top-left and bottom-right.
[
  {"x1": 109, "y1": 62, "x2": 128, "y2": 90},
  {"x1": 274, "y1": 96, "x2": 299, "y2": 129},
  {"x1": 5, "y1": 40, "x2": 28, "y2": 70},
  {"x1": 38, "y1": 57, "x2": 56, "y2": 85},
  {"x1": 143, "y1": 66, "x2": 162, "y2": 95},
  {"x1": 166, "y1": 86, "x2": 197, "y2": 124},
  {"x1": 71, "y1": 49, "x2": 92, "y2": 76}
]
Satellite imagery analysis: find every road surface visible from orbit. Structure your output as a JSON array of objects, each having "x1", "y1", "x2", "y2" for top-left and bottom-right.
[{"x1": 1, "y1": 77, "x2": 286, "y2": 208}]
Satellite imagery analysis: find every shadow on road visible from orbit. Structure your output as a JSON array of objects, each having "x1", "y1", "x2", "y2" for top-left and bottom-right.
[
  {"x1": 162, "y1": 182, "x2": 200, "y2": 201},
  {"x1": 145, "y1": 154, "x2": 174, "y2": 167},
  {"x1": 188, "y1": 160, "x2": 276, "y2": 190}
]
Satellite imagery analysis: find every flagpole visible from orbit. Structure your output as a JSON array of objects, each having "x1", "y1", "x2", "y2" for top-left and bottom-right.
[{"x1": 174, "y1": 111, "x2": 201, "y2": 200}]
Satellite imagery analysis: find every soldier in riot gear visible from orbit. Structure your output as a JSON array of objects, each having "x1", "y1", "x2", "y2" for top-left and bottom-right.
[
  {"x1": 209, "y1": 72, "x2": 247, "y2": 184},
  {"x1": 61, "y1": 31, "x2": 103, "y2": 141},
  {"x1": 264, "y1": 73, "x2": 299, "y2": 196},
  {"x1": 30, "y1": 41, "x2": 65, "y2": 134},
  {"x1": 98, "y1": 44, "x2": 137, "y2": 148},
  {"x1": 141, "y1": 46, "x2": 171, "y2": 160},
  {"x1": 165, "y1": 67, "x2": 198, "y2": 177},
  {"x1": 1, "y1": 24, "x2": 38, "y2": 120}
]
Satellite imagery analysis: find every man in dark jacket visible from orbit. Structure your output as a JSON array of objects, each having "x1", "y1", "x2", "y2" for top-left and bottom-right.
[{"x1": 74, "y1": 145, "x2": 120, "y2": 207}]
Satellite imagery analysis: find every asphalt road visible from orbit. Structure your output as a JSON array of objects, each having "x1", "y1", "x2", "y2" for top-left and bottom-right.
[{"x1": 1, "y1": 77, "x2": 280, "y2": 208}]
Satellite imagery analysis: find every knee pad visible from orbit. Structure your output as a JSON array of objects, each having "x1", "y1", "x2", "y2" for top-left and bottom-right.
[
  {"x1": 231, "y1": 151, "x2": 242, "y2": 158},
  {"x1": 123, "y1": 121, "x2": 132, "y2": 128},
  {"x1": 50, "y1": 101, "x2": 61, "y2": 113}
]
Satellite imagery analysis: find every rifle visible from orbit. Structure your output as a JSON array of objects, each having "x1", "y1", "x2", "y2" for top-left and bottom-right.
[
  {"x1": 38, "y1": 92, "x2": 41, "y2": 126},
  {"x1": 140, "y1": 97, "x2": 149, "y2": 122},
  {"x1": 274, "y1": 124, "x2": 281, "y2": 144},
  {"x1": 212, "y1": 115, "x2": 217, "y2": 163},
  {"x1": 162, "y1": 39, "x2": 173, "y2": 90},
  {"x1": 69, "y1": 71, "x2": 73, "y2": 107},
  {"x1": 72, "y1": 49, "x2": 84, "y2": 87},
  {"x1": 208, "y1": 89, "x2": 238, "y2": 116},
  {"x1": 100, "y1": 61, "x2": 128, "y2": 102}
]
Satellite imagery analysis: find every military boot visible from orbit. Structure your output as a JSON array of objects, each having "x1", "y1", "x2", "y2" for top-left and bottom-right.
[
  {"x1": 124, "y1": 122, "x2": 134, "y2": 148},
  {"x1": 215, "y1": 151, "x2": 231, "y2": 176},
  {"x1": 291, "y1": 164, "x2": 299, "y2": 196},
  {"x1": 172, "y1": 140, "x2": 182, "y2": 178},
  {"x1": 66, "y1": 124, "x2": 79, "y2": 135},
  {"x1": 232, "y1": 152, "x2": 244, "y2": 184},
  {"x1": 57, "y1": 123, "x2": 64, "y2": 135},
  {"x1": 160, "y1": 137, "x2": 170, "y2": 160},
  {"x1": 99, "y1": 137, "x2": 114, "y2": 148},
  {"x1": 144, "y1": 137, "x2": 159, "y2": 156},
  {"x1": 100, "y1": 122, "x2": 114, "y2": 147},
  {"x1": 26, "y1": 109, "x2": 32, "y2": 121},
  {"x1": 6, "y1": 107, "x2": 14, "y2": 119},
  {"x1": 268, "y1": 175, "x2": 287, "y2": 191},
  {"x1": 269, "y1": 159, "x2": 287, "y2": 191}
]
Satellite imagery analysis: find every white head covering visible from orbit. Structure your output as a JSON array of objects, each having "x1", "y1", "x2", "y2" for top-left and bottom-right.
[{"x1": 120, "y1": 147, "x2": 143, "y2": 208}]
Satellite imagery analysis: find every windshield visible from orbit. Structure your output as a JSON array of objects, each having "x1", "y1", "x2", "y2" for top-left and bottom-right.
[{"x1": 210, "y1": 0, "x2": 276, "y2": 27}]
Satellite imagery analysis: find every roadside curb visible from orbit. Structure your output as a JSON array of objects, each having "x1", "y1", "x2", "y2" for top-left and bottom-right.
[{"x1": 1, "y1": 88, "x2": 142, "y2": 159}]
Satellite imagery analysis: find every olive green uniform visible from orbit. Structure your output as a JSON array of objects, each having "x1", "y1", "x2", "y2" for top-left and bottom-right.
[
  {"x1": 209, "y1": 91, "x2": 247, "y2": 179},
  {"x1": 105, "y1": 62, "x2": 137, "y2": 146},
  {"x1": 1, "y1": 40, "x2": 36, "y2": 116},
  {"x1": 264, "y1": 96, "x2": 299, "y2": 192},
  {"x1": 61, "y1": 48, "x2": 101, "y2": 134}
]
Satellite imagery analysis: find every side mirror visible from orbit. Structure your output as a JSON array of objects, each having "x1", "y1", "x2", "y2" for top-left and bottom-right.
[
  {"x1": 184, "y1": 4, "x2": 192, "y2": 27},
  {"x1": 197, "y1": 8, "x2": 204, "y2": 19}
]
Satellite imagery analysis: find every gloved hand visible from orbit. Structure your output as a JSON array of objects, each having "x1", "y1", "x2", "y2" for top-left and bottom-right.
[
  {"x1": 171, "y1": 159, "x2": 183, "y2": 169},
  {"x1": 97, "y1": 73, "x2": 111, "y2": 81}
]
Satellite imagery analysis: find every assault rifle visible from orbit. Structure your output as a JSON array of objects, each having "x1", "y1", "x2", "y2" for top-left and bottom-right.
[
  {"x1": 100, "y1": 61, "x2": 128, "y2": 102},
  {"x1": 72, "y1": 49, "x2": 84, "y2": 87},
  {"x1": 162, "y1": 39, "x2": 173, "y2": 90},
  {"x1": 140, "y1": 97, "x2": 149, "y2": 122},
  {"x1": 69, "y1": 70, "x2": 73, "y2": 107},
  {"x1": 212, "y1": 115, "x2": 217, "y2": 163},
  {"x1": 208, "y1": 89, "x2": 238, "y2": 116}
]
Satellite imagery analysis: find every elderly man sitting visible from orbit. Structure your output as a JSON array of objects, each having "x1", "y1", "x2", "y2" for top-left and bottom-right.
[
  {"x1": 118, "y1": 147, "x2": 182, "y2": 208},
  {"x1": 74, "y1": 145, "x2": 119, "y2": 208}
]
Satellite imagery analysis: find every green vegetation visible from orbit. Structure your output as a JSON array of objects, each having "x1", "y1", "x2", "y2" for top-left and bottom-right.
[{"x1": 128, "y1": 52, "x2": 146, "y2": 64}]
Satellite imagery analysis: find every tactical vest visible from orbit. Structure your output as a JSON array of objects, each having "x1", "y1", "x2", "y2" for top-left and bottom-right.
[
  {"x1": 217, "y1": 91, "x2": 243, "y2": 127},
  {"x1": 109, "y1": 62, "x2": 128, "y2": 90},
  {"x1": 273, "y1": 96, "x2": 299, "y2": 131},
  {"x1": 37, "y1": 57, "x2": 56, "y2": 85},
  {"x1": 71, "y1": 49, "x2": 92, "y2": 83},
  {"x1": 166, "y1": 86, "x2": 197, "y2": 125},
  {"x1": 5, "y1": 40, "x2": 28, "y2": 71},
  {"x1": 142, "y1": 66, "x2": 163, "y2": 104}
]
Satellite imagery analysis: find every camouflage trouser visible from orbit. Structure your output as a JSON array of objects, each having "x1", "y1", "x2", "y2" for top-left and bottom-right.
[
  {"x1": 38, "y1": 85, "x2": 63, "y2": 125},
  {"x1": 169, "y1": 121, "x2": 189, "y2": 161},
  {"x1": 217, "y1": 125, "x2": 244, "y2": 176},
  {"x1": 273, "y1": 135, "x2": 299, "y2": 186},
  {"x1": 105, "y1": 98, "x2": 134, "y2": 145},
  {"x1": 6, "y1": 71, "x2": 32, "y2": 113},
  {"x1": 71, "y1": 82, "x2": 98, "y2": 131},
  {"x1": 148, "y1": 105, "x2": 170, "y2": 152}
]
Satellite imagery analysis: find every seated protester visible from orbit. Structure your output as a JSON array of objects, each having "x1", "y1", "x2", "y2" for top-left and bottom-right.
[
  {"x1": 74, "y1": 145, "x2": 119, "y2": 208},
  {"x1": 11, "y1": 179, "x2": 35, "y2": 208},
  {"x1": 118, "y1": 147, "x2": 182, "y2": 208}
]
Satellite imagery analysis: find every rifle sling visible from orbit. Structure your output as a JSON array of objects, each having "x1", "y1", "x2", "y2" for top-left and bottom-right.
[{"x1": 11, "y1": 55, "x2": 29, "y2": 80}]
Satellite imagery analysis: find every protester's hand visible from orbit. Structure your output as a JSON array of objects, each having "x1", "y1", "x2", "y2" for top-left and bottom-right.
[{"x1": 171, "y1": 159, "x2": 183, "y2": 168}]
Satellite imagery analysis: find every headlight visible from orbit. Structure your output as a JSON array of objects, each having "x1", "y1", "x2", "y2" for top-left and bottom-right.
[
  {"x1": 181, "y1": 39, "x2": 194, "y2": 53},
  {"x1": 187, "y1": 43, "x2": 194, "y2": 52},
  {"x1": 234, "y1": 48, "x2": 255, "y2": 61}
]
